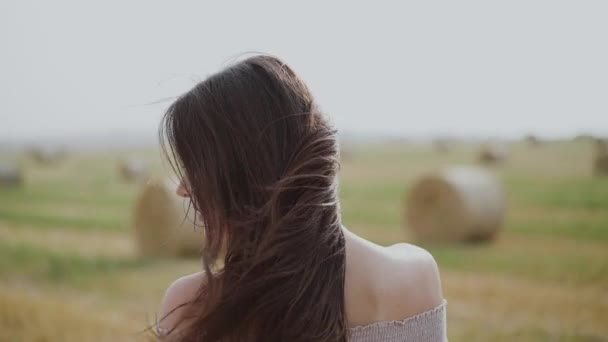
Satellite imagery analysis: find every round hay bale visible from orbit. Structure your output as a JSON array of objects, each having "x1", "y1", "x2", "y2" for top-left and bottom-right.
[
  {"x1": 29, "y1": 146, "x2": 66, "y2": 165},
  {"x1": 405, "y1": 166, "x2": 506, "y2": 243},
  {"x1": 524, "y1": 134, "x2": 541, "y2": 147},
  {"x1": 118, "y1": 158, "x2": 149, "y2": 183},
  {"x1": 594, "y1": 156, "x2": 608, "y2": 176},
  {"x1": 432, "y1": 138, "x2": 451, "y2": 153},
  {"x1": 132, "y1": 178, "x2": 204, "y2": 257},
  {"x1": 593, "y1": 138, "x2": 608, "y2": 176},
  {"x1": 478, "y1": 142, "x2": 508, "y2": 165},
  {"x1": 594, "y1": 138, "x2": 608, "y2": 156},
  {"x1": 0, "y1": 162, "x2": 24, "y2": 187},
  {"x1": 573, "y1": 133, "x2": 594, "y2": 142}
]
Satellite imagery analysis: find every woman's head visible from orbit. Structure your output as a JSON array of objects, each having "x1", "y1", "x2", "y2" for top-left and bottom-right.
[{"x1": 160, "y1": 55, "x2": 347, "y2": 341}]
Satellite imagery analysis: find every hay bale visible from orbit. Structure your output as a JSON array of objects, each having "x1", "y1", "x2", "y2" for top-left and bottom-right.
[
  {"x1": 478, "y1": 142, "x2": 508, "y2": 165},
  {"x1": 593, "y1": 138, "x2": 608, "y2": 176},
  {"x1": 118, "y1": 158, "x2": 149, "y2": 183},
  {"x1": 29, "y1": 146, "x2": 66, "y2": 165},
  {"x1": 0, "y1": 162, "x2": 23, "y2": 187},
  {"x1": 432, "y1": 138, "x2": 451, "y2": 153},
  {"x1": 594, "y1": 138, "x2": 608, "y2": 156},
  {"x1": 573, "y1": 133, "x2": 594, "y2": 142},
  {"x1": 594, "y1": 156, "x2": 608, "y2": 176},
  {"x1": 524, "y1": 134, "x2": 541, "y2": 146},
  {"x1": 405, "y1": 166, "x2": 506, "y2": 243},
  {"x1": 132, "y1": 178, "x2": 204, "y2": 257}
]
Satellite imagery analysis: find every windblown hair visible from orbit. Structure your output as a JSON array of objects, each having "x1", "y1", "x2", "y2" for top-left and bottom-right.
[{"x1": 159, "y1": 55, "x2": 347, "y2": 341}]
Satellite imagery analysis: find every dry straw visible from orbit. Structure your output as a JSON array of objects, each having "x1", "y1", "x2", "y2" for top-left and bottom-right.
[
  {"x1": 524, "y1": 134, "x2": 541, "y2": 147},
  {"x1": 118, "y1": 157, "x2": 149, "y2": 183},
  {"x1": 593, "y1": 138, "x2": 608, "y2": 176},
  {"x1": 0, "y1": 162, "x2": 23, "y2": 187},
  {"x1": 432, "y1": 138, "x2": 451, "y2": 153},
  {"x1": 29, "y1": 146, "x2": 66, "y2": 165},
  {"x1": 132, "y1": 178, "x2": 204, "y2": 257},
  {"x1": 478, "y1": 142, "x2": 508, "y2": 165},
  {"x1": 405, "y1": 166, "x2": 505, "y2": 243},
  {"x1": 0, "y1": 287, "x2": 136, "y2": 342}
]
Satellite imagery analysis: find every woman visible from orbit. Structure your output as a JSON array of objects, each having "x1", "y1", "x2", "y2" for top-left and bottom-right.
[{"x1": 157, "y1": 55, "x2": 446, "y2": 341}]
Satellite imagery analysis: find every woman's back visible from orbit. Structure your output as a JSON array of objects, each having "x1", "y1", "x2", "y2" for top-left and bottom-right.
[{"x1": 159, "y1": 228, "x2": 446, "y2": 341}]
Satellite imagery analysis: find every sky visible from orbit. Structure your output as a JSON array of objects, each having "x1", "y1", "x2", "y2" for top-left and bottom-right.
[{"x1": 1, "y1": 1, "x2": 607, "y2": 144}]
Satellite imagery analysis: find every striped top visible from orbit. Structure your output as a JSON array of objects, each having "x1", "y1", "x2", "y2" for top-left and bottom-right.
[
  {"x1": 158, "y1": 301, "x2": 447, "y2": 341},
  {"x1": 348, "y1": 301, "x2": 447, "y2": 342}
]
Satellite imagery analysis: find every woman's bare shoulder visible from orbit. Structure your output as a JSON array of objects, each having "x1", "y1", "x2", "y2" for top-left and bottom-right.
[
  {"x1": 378, "y1": 243, "x2": 444, "y2": 319},
  {"x1": 386, "y1": 242, "x2": 438, "y2": 266},
  {"x1": 158, "y1": 271, "x2": 206, "y2": 334}
]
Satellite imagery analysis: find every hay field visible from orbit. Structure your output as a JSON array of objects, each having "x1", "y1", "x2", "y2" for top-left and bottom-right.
[{"x1": 0, "y1": 141, "x2": 607, "y2": 341}]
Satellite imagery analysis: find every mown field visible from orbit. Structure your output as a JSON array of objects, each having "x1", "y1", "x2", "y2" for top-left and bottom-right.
[{"x1": 0, "y1": 140, "x2": 607, "y2": 341}]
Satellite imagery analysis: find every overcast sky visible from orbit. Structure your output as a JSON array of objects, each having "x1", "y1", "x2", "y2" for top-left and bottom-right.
[{"x1": 1, "y1": 1, "x2": 607, "y2": 143}]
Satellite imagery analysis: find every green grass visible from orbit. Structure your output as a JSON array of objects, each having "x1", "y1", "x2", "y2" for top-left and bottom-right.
[
  {"x1": 429, "y1": 242, "x2": 608, "y2": 285},
  {"x1": 510, "y1": 221, "x2": 608, "y2": 241},
  {"x1": 338, "y1": 182, "x2": 407, "y2": 227},
  {"x1": 0, "y1": 186, "x2": 135, "y2": 208},
  {"x1": 505, "y1": 177, "x2": 608, "y2": 209},
  {"x1": 1, "y1": 142, "x2": 608, "y2": 341},
  {"x1": 341, "y1": 206, "x2": 401, "y2": 227},
  {"x1": 0, "y1": 208, "x2": 126, "y2": 232},
  {"x1": 0, "y1": 241, "x2": 150, "y2": 282},
  {"x1": 339, "y1": 182, "x2": 407, "y2": 202}
]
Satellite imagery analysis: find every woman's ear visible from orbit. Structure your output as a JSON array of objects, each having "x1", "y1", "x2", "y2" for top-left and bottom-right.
[{"x1": 176, "y1": 179, "x2": 191, "y2": 198}]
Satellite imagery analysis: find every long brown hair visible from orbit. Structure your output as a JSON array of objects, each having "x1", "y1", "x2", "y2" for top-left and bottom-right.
[{"x1": 159, "y1": 55, "x2": 347, "y2": 341}]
